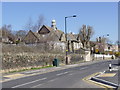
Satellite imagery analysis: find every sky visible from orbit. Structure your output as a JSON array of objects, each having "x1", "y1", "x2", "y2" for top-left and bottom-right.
[{"x1": 1, "y1": 2, "x2": 118, "y2": 43}]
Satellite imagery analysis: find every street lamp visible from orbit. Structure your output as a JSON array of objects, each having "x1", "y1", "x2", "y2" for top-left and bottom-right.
[
  {"x1": 65, "y1": 15, "x2": 77, "y2": 65},
  {"x1": 100, "y1": 34, "x2": 109, "y2": 59}
]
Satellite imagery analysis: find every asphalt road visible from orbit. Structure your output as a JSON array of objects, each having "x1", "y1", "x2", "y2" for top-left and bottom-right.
[{"x1": 2, "y1": 59, "x2": 118, "y2": 88}]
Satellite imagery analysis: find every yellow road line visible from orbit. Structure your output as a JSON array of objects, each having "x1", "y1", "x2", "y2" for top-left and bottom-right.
[
  {"x1": 2, "y1": 68, "x2": 63, "y2": 83},
  {"x1": 99, "y1": 73, "x2": 116, "y2": 77},
  {"x1": 83, "y1": 72, "x2": 115, "y2": 89},
  {"x1": 4, "y1": 74, "x2": 25, "y2": 78},
  {"x1": 83, "y1": 73, "x2": 105, "y2": 88}
]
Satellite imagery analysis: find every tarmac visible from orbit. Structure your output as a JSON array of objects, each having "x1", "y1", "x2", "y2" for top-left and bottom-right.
[
  {"x1": 1, "y1": 59, "x2": 120, "y2": 89},
  {"x1": 2, "y1": 60, "x2": 99, "y2": 82}
]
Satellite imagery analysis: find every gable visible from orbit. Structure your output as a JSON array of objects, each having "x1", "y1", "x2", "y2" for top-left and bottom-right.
[
  {"x1": 38, "y1": 25, "x2": 64, "y2": 41},
  {"x1": 38, "y1": 25, "x2": 50, "y2": 34},
  {"x1": 23, "y1": 30, "x2": 39, "y2": 43},
  {"x1": 67, "y1": 34, "x2": 76, "y2": 41},
  {"x1": 60, "y1": 34, "x2": 66, "y2": 41}
]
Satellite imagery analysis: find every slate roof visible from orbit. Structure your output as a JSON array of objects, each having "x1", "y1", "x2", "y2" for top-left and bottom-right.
[
  {"x1": 89, "y1": 41, "x2": 97, "y2": 47},
  {"x1": 43, "y1": 25, "x2": 64, "y2": 39},
  {"x1": 24, "y1": 25, "x2": 79, "y2": 42},
  {"x1": 33, "y1": 32, "x2": 42, "y2": 39},
  {"x1": 73, "y1": 34, "x2": 79, "y2": 40},
  {"x1": 67, "y1": 33, "x2": 77, "y2": 41}
]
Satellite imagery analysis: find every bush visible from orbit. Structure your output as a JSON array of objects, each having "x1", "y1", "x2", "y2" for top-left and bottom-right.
[{"x1": 114, "y1": 52, "x2": 120, "y2": 57}]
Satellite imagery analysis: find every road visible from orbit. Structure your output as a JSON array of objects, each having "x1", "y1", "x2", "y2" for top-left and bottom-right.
[{"x1": 2, "y1": 59, "x2": 118, "y2": 88}]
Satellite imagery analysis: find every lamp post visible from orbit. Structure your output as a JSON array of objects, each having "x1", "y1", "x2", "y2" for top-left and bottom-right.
[
  {"x1": 101, "y1": 34, "x2": 109, "y2": 59},
  {"x1": 65, "y1": 15, "x2": 76, "y2": 65}
]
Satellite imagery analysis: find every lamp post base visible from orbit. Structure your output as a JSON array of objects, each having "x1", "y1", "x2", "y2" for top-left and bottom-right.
[{"x1": 66, "y1": 56, "x2": 68, "y2": 65}]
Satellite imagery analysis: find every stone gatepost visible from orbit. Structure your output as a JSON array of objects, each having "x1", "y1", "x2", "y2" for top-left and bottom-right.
[
  {"x1": 84, "y1": 50, "x2": 91, "y2": 61},
  {"x1": 67, "y1": 55, "x2": 71, "y2": 64}
]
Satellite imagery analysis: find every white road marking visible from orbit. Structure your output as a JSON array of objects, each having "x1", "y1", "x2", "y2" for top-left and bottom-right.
[
  {"x1": 56, "y1": 73, "x2": 63, "y2": 76},
  {"x1": 80, "y1": 67, "x2": 88, "y2": 70},
  {"x1": 48, "y1": 78, "x2": 57, "y2": 82},
  {"x1": 31, "y1": 84, "x2": 43, "y2": 88},
  {"x1": 69, "y1": 73, "x2": 73, "y2": 75},
  {"x1": 64, "y1": 72, "x2": 68, "y2": 74},
  {"x1": 32, "y1": 78, "x2": 58, "y2": 88},
  {"x1": 12, "y1": 78, "x2": 47, "y2": 88},
  {"x1": 56, "y1": 72, "x2": 68, "y2": 76}
]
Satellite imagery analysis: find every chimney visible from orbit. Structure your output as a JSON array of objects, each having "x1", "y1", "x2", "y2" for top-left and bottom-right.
[{"x1": 51, "y1": 20, "x2": 57, "y2": 30}]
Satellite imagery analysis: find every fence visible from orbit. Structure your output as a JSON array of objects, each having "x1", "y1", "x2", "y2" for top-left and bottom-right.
[{"x1": 94, "y1": 54, "x2": 115, "y2": 60}]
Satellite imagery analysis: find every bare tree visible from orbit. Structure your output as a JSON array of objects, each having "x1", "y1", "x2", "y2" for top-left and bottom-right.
[
  {"x1": 2, "y1": 24, "x2": 15, "y2": 43},
  {"x1": 24, "y1": 15, "x2": 45, "y2": 32},
  {"x1": 15, "y1": 30, "x2": 27, "y2": 40},
  {"x1": 78, "y1": 25, "x2": 94, "y2": 49},
  {"x1": 116, "y1": 40, "x2": 120, "y2": 45},
  {"x1": 115, "y1": 40, "x2": 120, "y2": 52},
  {"x1": 33, "y1": 15, "x2": 45, "y2": 32},
  {"x1": 2, "y1": 25, "x2": 13, "y2": 37},
  {"x1": 2, "y1": 24, "x2": 12, "y2": 31},
  {"x1": 24, "y1": 17, "x2": 34, "y2": 31}
]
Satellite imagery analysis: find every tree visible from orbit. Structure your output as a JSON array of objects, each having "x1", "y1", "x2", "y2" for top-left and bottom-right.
[
  {"x1": 33, "y1": 15, "x2": 45, "y2": 32},
  {"x1": 78, "y1": 25, "x2": 94, "y2": 49},
  {"x1": 2, "y1": 25, "x2": 14, "y2": 38},
  {"x1": 15, "y1": 30, "x2": 27, "y2": 40},
  {"x1": 2, "y1": 24, "x2": 15, "y2": 41},
  {"x1": 2, "y1": 24, "x2": 12, "y2": 37},
  {"x1": 116, "y1": 40, "x2": 120, "y2": 52},
  {"x1": 115, "y1": 40, "x2": 120, "y2": 45},
  {"x1": 24, "y1": 17, "x2": 34, "y2": 31},
  {"x1": 24, "y1": 15, "x2": 45, "y2": 32}
]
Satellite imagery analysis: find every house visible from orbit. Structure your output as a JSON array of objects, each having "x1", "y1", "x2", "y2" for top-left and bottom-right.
[
  {"x1": 1, "y1": 30, "x2": 15, "y2": 44},
  {"x1": 22, "y1": 26, "x2": 65, "y2": 44},
  {"x1": 23, "y1": 20, "x2": 83, "y2": 52},
  {"x1": 104, "y1": 44, "x2": 118, "y2": 52},
  {"x1": 22, "y1": 30, "x2": 39, "y2": 44},
  {"x1": 66, "y1": 32, "x2": 83, "y2": 52},
  {"x1": 91, "y1": 39, "x2": 118, "y2": 54}
]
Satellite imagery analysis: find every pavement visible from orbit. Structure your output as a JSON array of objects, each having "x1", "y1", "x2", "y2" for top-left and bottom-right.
[{"x1": 1, "y1": 59, "x2": 119, "y2": 89}]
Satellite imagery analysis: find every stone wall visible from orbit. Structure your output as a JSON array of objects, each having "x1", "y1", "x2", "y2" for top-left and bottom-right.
[
  {"x1": 2, "y1": 53, "x2": 84, "y2": 73},
  {"x1": 2, "y1": 53, "x2": 65, "y2": 73},
  {"x1": 2, "y1": 44, "x2": 84, "y2": 73}
]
